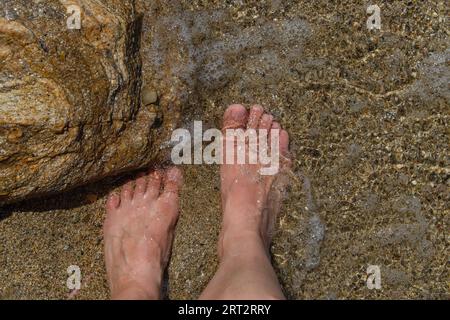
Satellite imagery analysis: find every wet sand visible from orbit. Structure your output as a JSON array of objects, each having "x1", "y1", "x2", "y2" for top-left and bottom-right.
[{"x1": 0, "y1": 0, "x2": 448, "y2": 299}]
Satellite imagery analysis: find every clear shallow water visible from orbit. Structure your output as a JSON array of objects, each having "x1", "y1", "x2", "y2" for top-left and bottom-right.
[{"x1": 0, "y1": 0, "x2": 448, "y2": 299}]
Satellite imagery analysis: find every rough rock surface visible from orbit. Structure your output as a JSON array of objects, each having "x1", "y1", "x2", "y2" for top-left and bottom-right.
[{"x1": 0, "y1": 0, "x2": 161, "y2": 204}]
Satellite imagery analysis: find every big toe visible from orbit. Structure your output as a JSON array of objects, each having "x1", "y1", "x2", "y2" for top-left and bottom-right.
[{"x1": 223, "y1": 104, "x2": 248, "y2": 130}]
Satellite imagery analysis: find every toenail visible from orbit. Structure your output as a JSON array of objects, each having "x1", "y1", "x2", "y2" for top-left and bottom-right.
[
  {"x1": 150, "y1": 171, "x2": 161, "y2": 179},
  {"x1": 229, "y1": 105, "x2": 246, "y2": 117},
  {"x1": 167, "y1": 171, "x2": 181, "y2": 182},
  {"x1": 252, "y1": 105, "x2": 263, "y2": 112}
]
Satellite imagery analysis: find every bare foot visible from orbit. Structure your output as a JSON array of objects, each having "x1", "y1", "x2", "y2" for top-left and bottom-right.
[
  {"x1": 219, "y1": 104, "x2": 291, "y2": 259},
  {"x1": 199, "y1": 104, "x2": 290, "y2": 300},
  {"x1": 103, "y1": 167, "x2": 182, "y2": 300}
]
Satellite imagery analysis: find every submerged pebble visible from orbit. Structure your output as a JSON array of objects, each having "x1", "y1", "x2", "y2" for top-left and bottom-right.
[{"x1": 142, "y1": 87, "x2": 158, "y2": 105}]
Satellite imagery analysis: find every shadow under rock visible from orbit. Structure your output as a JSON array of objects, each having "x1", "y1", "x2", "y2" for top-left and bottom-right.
[{"x1": 0, "y1": 168, "x2": 145, "y2": 219}]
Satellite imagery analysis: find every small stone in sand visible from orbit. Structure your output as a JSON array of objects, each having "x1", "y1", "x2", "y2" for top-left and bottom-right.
[
  {"x1": 142, "y1": 87, "x2": 158, "y2": 105},
  {"x1": 86, "y1": 194, "x2": 98, "y2": 203}
]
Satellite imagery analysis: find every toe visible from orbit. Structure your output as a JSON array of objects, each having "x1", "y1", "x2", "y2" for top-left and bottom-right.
[
  {"x1": 159, "y1": 167, "x2": 182, "y2": 222},
  {"x1": 280, "y1": 129, "x2": 290, "y2": 157},
  {"x1": 134, "y1": 176, "x2": 147, "y2": 196},
  {"x1": 163, "y1": 167, "x2": 183, "y2": 194},
  {"x1": 145, "y1": 170, "x2": 162, "y2": 199},
  {"x1": 106, "y1": 193, "x2": 120, "y2": 210},
  {"x1": 259, "y1": 113, "x2": 274, "y2": 131},
  {"x1": 247, "y1": 105, "x2": 264, "y2": 129},
  {"x1": 223, "y1": 104, "x2": 248, "y2": 130},
  {"x1": 121, "y1": 181, "x2": 134, "y2": 202},
  {"x1": 269, "y1": 121, "x2": 281, "y2": 151}
]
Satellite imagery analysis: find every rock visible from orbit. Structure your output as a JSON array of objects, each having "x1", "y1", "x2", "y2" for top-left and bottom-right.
[
  {"x1": 142, "y1": 86, "x2": 158, "y2": 105},
  {"x1": 0, "y1": 0, "x2": 160, "y2": 204},
  {"x1": 85, "y1": 193, "x2": 98, "y2": 204}
]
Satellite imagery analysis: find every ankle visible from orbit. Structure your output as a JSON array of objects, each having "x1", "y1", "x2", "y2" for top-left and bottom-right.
[
  {"x1": 111, "y1": 279, "x2": 161, "y2": 300},
  {"x1": 223, "y1": 199, "x2": 262, "y2": 218},
  {"x1": 219, "y1": 229, "x2": 269, "y2": 261}
]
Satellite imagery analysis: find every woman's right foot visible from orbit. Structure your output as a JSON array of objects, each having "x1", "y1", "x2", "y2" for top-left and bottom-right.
[{"x1": 219, "y1": 104, "x2": 291, "y2": 259}]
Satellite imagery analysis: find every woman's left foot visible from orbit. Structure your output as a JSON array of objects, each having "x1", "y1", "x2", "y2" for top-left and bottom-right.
[{"x1": 103, "y1": 167, "x2": 182, "y2": 300}]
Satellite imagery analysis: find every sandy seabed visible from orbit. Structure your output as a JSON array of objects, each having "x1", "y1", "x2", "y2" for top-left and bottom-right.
[{"x1": 0, "y1": 0, "x2": 449, "y2": 299}]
